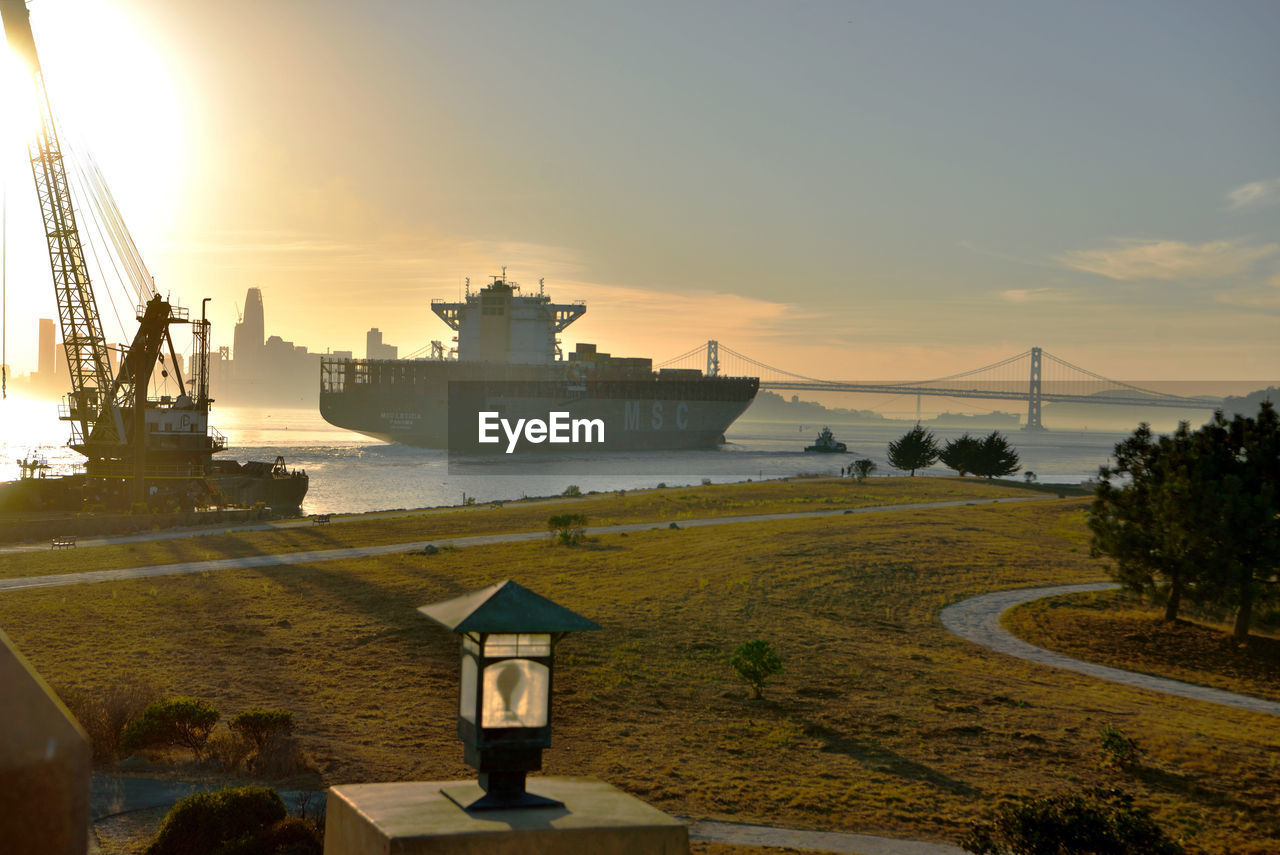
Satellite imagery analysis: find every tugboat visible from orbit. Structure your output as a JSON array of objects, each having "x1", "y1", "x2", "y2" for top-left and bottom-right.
[{"x1": 804, "y1": 426, "x2": 848, "y2": 453}]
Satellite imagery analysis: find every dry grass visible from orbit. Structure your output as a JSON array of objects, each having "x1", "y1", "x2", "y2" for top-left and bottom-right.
[
  {"x1": 1006, "y1": 590, "x2": 1280, "y2": 703},
  {"x1": 0, "y1": 476, "x2": 1037, "y2": 580},
  {"x1": 0, "y1": 490, "x2": 1276, "y2": 854}
]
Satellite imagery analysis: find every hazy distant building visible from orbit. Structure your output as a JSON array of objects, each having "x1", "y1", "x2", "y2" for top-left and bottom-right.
[
  {"x1": 37, "y1": 318, "x2": 55, "y2": 378},
  {"x1": 208, "y1": 288, "x2": 330, "y2": 407},
  {"x1": 233, "y1": 287, "x2": 265, "y2": 378},
  {"x1": 366, "y1": 328, "x2": 397, "y2": 360}
]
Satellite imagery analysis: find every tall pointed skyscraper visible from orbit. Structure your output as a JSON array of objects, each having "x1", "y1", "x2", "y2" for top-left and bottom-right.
[{"x1": 233, "y1": 287, "x2": 265, "y2": 378}]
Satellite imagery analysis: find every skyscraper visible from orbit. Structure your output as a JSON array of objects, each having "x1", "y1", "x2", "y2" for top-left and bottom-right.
[
  {"x1": 366, "y1": 328, "x2": 397, "y2": 360},
  {"x1": 37, "y1": 318, "x2": 55, "y2": 378},
  {"x1": 233, "y1": 287, "x2": 265, "y2": 377}
]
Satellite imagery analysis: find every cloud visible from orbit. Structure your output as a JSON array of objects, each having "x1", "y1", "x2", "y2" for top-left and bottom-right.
[
  {"x1": 1055, "y1": 238, "x2": 1279, "y2": 281},
  {"x1": 998, "y1": 287, "x2": 1066, "y2": 304},
  {"x1": 1227, "y1": 178, "x2": 1280, "y2": 210}
]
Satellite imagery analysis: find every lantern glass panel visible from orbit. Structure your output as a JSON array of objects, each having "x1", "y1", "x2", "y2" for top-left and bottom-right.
[
  {"x1": 459, "y1": 653, "x2": 477, "y2": 722},
  {"x1": 481, "y1": 659, "x2": 549, "y2": 727},
  {"x1": 484, "y1": 633, "x2": 552, "y2": 658}
]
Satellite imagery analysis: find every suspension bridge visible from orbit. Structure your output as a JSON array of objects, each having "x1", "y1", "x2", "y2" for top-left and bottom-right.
[{"x1": 658, "y1": 342, "x2": 1223, "y2": 430}]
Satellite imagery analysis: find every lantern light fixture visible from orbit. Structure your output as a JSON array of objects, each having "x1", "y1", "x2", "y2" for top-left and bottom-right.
[{"x1": 419, "y1": 580, "x2": 599, "y2": 811}]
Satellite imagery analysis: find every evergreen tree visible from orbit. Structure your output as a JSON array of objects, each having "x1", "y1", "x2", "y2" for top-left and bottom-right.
[
  {"x1": 850, "y1": 459, "x2": 876, "y2": 481},
  {"x1": 887, "y1": 425, "x2": 940, "y2": 476},
  {"x1": 1089, "y1": 424, "x2": 1201, "y2": 621},
  {"x1": 940, "y1": 433, "x2": 982, "y2": 476},
  {"x1": 973, "y1": 431, "x2": 1021, "y2": 478},
  {"x1": 1089, "y1": 403, "x2": 1280, "y2": 637},
  {"x1": 1187, "y1": 404, "x2": 1280, "y2": 640}
]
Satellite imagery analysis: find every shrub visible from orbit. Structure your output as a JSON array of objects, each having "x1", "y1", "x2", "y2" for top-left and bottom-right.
[
  {"x1": 729, "y1": 639, "x2": 783, "y2": 699},
  {"x1": 204, "y1": 728, "x2": 254, "y2": 773},
  {"x1": 960, "y1": 787, "x2": 1181, "y2": 855},
  {"x1": 60, "y1": 681, "x2": 157, "y2": 762},
  {"x1": 229, "y1": 710, "x2": 294, "y2": 755},
  {"x1": 144, "y1": 785, "x2": 319, "y2": 855},
  {"x1": 122, "y1": 697, "x2": 220, "y2": 759},
  {"x1": 1099, "y1": 724, "x2": 1142, "y2": 770},
  {"x1": 850, "y1": 459, "x2": 876, "y2": 481},
  {"x1": 562, "y1": 484, "x2": 582, "y2": 497},
  {"x1": 547, "y1": 513, "x2": 588, "y2": 546}
]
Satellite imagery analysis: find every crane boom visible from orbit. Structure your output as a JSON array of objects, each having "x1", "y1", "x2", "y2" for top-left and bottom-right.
[
  {"x1": 1, "y1": 0, "x2": 225, "y2": 508},
  {"x1": 1, "y1": 0, "x2": 120, "y2": 446}
]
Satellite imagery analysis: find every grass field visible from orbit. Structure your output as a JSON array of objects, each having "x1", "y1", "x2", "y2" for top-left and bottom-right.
[
  {"x1": 0, "y1": 476, "x2": 1038, "y2": 580},
  {"x1": 1007, "y1": 590, "x2": 1280, "y2": 703},
  {"x1": 0, "y1": 479, "x2": 1276, "y2": 854}
]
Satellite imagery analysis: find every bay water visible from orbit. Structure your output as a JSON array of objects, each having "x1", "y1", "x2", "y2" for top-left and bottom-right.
[{"x1": 1, "y1": 398, "x2": 1130, "y2": 515}]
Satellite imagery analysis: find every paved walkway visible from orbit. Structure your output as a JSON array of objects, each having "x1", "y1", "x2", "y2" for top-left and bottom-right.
[
  {"x1": 940, "y1": 583, "x2": 1280, "y2": 717},
  {"x1": 688, "y1": 819, "x2": 964, "y2": 854},
  {"x1": 0, "y1": 497, "x2": 1043, "y2": 592}
]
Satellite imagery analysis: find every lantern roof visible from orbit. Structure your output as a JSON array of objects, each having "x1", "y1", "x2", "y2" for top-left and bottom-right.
[{"x1": 418, "y1": 580, "x2": 600, "y2": 634}]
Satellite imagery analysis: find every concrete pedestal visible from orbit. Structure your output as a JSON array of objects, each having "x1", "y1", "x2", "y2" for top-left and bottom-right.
[{"x1": 324, "y1": 777, "x2": 688, "y2": 855}]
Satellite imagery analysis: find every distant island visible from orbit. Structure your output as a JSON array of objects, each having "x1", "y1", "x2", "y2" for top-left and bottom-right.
[
  {"x1": 1223, "y1": 387, "x2": 1278, "y2": 418},
  {"x1": 742, "y1": 390, "x2": 1021, "y2": 427}
]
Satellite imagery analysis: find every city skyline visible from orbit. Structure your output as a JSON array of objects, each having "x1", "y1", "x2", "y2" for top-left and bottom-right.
[{"x1": 0, "y1": 0, "x2": 1277, "y2": 382}]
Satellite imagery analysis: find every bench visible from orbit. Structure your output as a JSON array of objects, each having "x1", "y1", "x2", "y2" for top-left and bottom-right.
[
  {"x1": 51, "y1": 535, "x2": 76, "y2": 550},
  {"x1": 313, "y1": 514, "x2": 331, "y2": 525}
]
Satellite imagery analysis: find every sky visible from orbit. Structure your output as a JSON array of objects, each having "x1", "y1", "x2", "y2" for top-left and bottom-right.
[{"x1": 1, "y1": 0, "x2": 1278, "y2": 381}]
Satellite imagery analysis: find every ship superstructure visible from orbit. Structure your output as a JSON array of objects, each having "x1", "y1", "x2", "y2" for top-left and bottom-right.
[{"x1": 319, "y1": 274, "x2": 758, "y2": 450}]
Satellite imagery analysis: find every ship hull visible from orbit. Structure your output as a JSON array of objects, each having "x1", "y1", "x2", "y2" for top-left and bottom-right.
[{"x1": 319, "y1": 364, "x2": 758, "y2": 451}]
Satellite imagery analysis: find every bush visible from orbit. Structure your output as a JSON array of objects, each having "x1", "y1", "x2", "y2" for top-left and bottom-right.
[
  {"x1": 547, "y1": 513, "x2": 588, "y2": 546},
  {"x1": 204, "y1": 728, "x2": 254, "y2": 773},
  {"x1": 1099, "y1": 724, "x2": 1142, "y2": 770},
  {"x1": 850, "y1": 459, "x2": 876, "y2": 481},
  {"x1": 729, "y1": 639, "x2": 783, "y2": 699},
  {"x1": 60, "y1": 681, "x2": 157, "y2": 762},
  {"x1": 229, "y1": 710, "x2": 294, "y2": 755},
  {"x1": 960, "y1": 787, "x2": 1181, "y2": 855},
  {"x1": 122, "y1": 697, "x2": 220, "y2": 759},
  {"x1": 145, "y1": 786, "x2": 321, "y2": 855},
  {"x1": 562, "y1": 484, "x2": 582, "y2": 497}
]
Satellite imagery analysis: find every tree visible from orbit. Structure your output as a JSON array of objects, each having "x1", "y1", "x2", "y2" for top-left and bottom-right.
[
  {"x1": 729, "y1": 639, "x2": 782, "y2": 699},
  {"x1": 887, "y1": 425, "x2": 940, "y2": 476},
  {"x1": 1089, "y1": 423, "x2": 1203, "y2": 621},
  {"x1": 973, "y1": 431, "x2": 1021, "y2": 478},
  {"x1": 1187, "y1": 404, "x2": 1280, "y2": 640},
  {"x1": 1089, "y1": 404, "x2": 1280, "y2": 638},
  {"x1": 940, "y1": 433, "x2": 982, "y2": 476},
  {"x1": 850, "y1": 459, "x2": 876, "y2": 481}
]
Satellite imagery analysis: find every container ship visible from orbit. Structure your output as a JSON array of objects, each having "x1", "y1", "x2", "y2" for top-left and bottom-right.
[{"x1": 319, "y1": 274, "x2": 759, "y2": 450}]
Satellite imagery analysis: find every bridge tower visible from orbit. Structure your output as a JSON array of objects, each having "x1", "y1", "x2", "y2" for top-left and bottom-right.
[
  {"x1": 706, "y1": 340, "x2": 720, "y2": 377},
  {"x1": 1025, "y1": 347, "x2": 1045, "y2": 431}
]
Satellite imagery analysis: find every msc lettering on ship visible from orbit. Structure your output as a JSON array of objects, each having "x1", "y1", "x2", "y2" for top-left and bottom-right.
[
  {"x1": 624, "y1": 401, "x2": 689, "y2": 431},
  {"x1": 477, "y1": 411, "x2": 605, "y2": 454}
]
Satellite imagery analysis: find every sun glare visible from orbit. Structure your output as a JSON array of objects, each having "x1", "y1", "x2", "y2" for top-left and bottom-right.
[
  {"x1": 25, "y1": 0, "x2": 188, "y2": 249},
  {"x1": 0, "y1": 46, "x2": 38, "y2": 152}
]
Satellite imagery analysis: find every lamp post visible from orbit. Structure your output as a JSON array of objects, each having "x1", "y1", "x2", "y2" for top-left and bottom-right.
[{"x1": 419, "y1": 579, "x2": 599, "y2": 811}]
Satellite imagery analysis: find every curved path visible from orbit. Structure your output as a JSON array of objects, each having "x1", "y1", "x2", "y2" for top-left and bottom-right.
[
  {"x1": 0, "y1": 497, "x2": 1043, "y2": 592},
  {"x1": 941, "y1": 583, "x2": 1280, "y2": 717}
]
